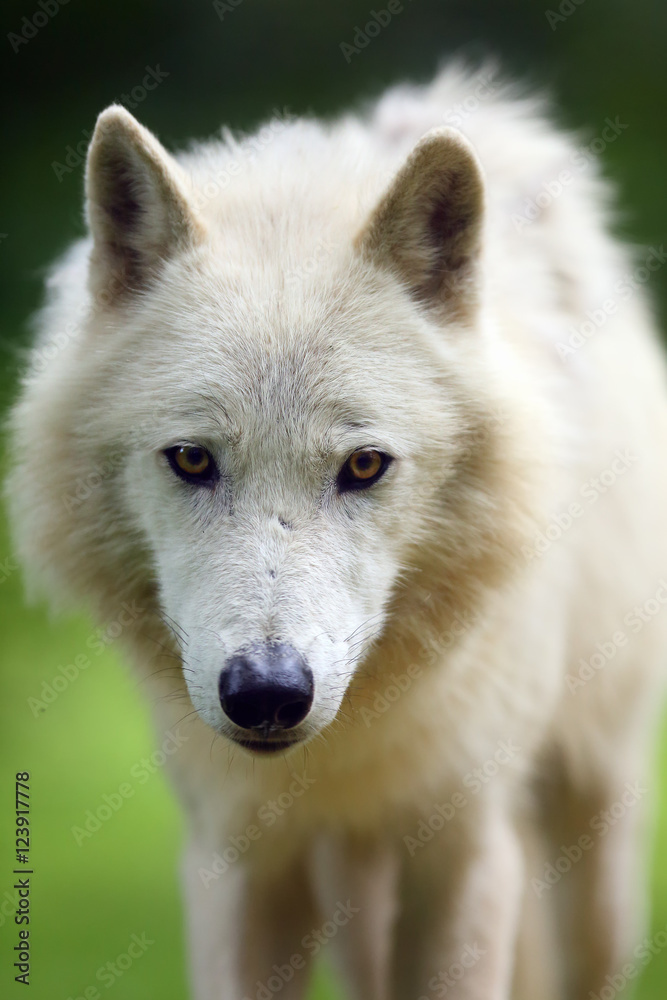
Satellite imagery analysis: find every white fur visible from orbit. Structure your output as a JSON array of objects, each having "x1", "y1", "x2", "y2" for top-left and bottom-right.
[{"x1": 7, "y1": 64, "x2": 667, "y2": 999}]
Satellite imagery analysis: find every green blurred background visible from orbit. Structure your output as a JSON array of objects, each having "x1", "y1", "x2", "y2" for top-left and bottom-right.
[{"x1": 1, "y1": 0, "x2": 667, "y2": 997}]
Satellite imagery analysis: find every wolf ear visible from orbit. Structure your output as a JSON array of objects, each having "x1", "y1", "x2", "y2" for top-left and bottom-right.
[
  {"x1": 356, "y1": 127, "x2": 485, "y2": 321},
  {"x1": 85, "y1": 105, "x2": 204, "y2": 302}
]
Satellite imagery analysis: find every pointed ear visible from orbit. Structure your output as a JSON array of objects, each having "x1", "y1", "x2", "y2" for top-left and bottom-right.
[
  {"x1": 85, "y1": 105, "x2": 204, "y2": 302},
  {"x1": 356, "y1": 127, "x2": 485, "y2": 321}
]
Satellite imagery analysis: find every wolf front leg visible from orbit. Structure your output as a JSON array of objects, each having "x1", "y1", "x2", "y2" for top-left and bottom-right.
[
  {"x1": 307, "y1": 833, "x2": 401, "y2": 1000},
  {"x1": 534, "y1": 745, "x2": 653, "y2": 1000},
  {"x1": 393, "y1": 796, "x2": 525, "y2": 1000},
  {"x1": 182, "y1": 837, "x2": 318, "y2": 1000}
]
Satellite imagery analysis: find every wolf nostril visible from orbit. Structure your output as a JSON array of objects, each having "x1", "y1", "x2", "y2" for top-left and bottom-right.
[
  {"x1": 219, "y1": 643, "x2": 313, "y2": 731},
  {"x1": 275, "y1": 699, "x2": 309, "y2": 729}
]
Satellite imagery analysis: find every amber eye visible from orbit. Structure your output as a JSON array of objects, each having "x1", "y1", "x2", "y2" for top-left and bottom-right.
[
  {"x1": 338, "y1": 448, "x2": 391, "y2": 492},
  {"x1": 165, "y1": 445, "x2": 217, "y2": 485}
]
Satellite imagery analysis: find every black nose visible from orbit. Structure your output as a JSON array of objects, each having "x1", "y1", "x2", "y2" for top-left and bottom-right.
[{"x1": 219, "y1": 643, "x2": 314, "y2": 731}]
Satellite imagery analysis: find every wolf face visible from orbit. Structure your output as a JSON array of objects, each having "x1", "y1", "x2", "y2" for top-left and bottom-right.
[
  {"x1": 8, "y1": 107, "x2": 542, "y2": 755},
  {"x1": 113, "y1": 277, "x2": 450, "y2": 752}
]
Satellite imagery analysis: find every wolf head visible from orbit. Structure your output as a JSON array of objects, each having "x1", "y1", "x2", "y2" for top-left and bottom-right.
[{"x1": 7, "y1": 107, "x2": 547, "y2": 756}]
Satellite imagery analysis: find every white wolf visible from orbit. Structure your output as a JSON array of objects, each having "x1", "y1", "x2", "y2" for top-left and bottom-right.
[{"x1": 7, "y1": 65, "x2": 667, "y2": 1000}]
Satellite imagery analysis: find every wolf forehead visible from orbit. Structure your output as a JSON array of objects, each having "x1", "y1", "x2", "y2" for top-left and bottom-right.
[
  {"x1": 102, "y1": 261, "x2": 458, "y2": 449},
  {"x1": 108, "y1": 326, "x2": 451, "y2": 467}
]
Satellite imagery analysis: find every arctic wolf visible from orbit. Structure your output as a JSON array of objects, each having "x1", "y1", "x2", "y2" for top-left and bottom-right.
[{"x1": 7, "y1": 65, "x2": 667, "y2": 1000}]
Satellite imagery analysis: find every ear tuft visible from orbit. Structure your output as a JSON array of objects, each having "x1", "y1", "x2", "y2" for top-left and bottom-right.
[
  {"x1": 356, "y1": 127, "x2": 485, "y2": 320},
  {"x1": 85, "y1": 106, "x2": 204, "y2": 302}
]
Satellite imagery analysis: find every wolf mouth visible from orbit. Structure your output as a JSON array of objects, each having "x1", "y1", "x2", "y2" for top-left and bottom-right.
[{"x1": 233, "y1": 737, "x2": 300, "y2": 756}]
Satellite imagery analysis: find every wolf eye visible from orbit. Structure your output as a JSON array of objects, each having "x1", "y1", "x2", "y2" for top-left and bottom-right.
[
  {"x1": 165, "y1": 445, "x2": 217, "y2": 485},
  {"x1": 338, "y1": 449, "x2": 391, "y2": 492}
]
